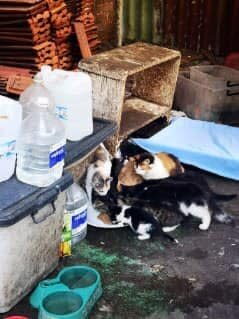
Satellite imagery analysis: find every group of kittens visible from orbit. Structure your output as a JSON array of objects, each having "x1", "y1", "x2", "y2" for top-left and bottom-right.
[{"x1": 85, "y1": 141, "x2": 236, "y2": 242}]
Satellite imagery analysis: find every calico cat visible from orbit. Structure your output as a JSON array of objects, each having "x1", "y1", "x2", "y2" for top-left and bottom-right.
[
  {"x1": 110, "y1": 202, "x2": 178, "y2": 242},
  {"x1": 120, "y1": 175, "x2": 235, "y2": 231},
  {"x1": 85, "y1": 143, "x2": 112, "y2": 203},
  {"x1": 134, "y1": 152, "x2": 185, "y2": 180}
]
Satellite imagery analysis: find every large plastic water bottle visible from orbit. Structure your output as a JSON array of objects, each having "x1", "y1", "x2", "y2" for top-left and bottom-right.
[
  {"x1": 19, "y1": 73, "x2": 54, "y2": 119},
  {"x1": 65, "y1": 183, "x2": 88, "y2": 245},
  {"x1": 0, "y1": 96, "x2": 22, "y2": 182},
  {"x1": 16, "y1": 94, "x2": 66, "y2": 187},
  {"x1": 41, "y1": 66, "x2": 93, "y2": 142}
]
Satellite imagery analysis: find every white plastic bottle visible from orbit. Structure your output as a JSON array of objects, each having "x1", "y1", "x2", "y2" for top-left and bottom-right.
[
  {"x1": 65, "y1": 183, "x2": 88, "y2": 245},
  {"x1": 19, "y1": 73, "x2": 54, "y2": 120},
  {"x1": 16, "y1": 96, "x2": 66, "y2": 187},
  {"x1": 0, "y1": 96, "x2": 22, "y2": 182},
  {"x1": 41, "y1": 66, "x2": 93, "y2": 142}
]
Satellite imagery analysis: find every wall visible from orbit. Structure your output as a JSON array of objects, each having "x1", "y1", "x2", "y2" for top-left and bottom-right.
[
  {"x1": 94, "y1": 0, "x2": 118, "y2": 48},
  {"x1": 122, "y1": 0, "x2": 239, "y2": 56}
]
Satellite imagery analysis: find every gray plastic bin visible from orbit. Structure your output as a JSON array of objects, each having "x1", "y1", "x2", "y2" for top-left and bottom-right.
[
  {"x1": 174, "y1": 67, "x2": 239, "y2": 123},
  {"x1": 0, "y1": 172, "x2": 73, "y2": 313}
]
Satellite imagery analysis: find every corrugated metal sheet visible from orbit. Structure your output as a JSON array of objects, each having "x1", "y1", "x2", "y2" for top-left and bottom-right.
[{"x1": 123, "y1": 0, "x2": 239, "y2": 56}]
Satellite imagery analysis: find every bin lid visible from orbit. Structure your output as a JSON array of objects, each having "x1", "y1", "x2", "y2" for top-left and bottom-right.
[{"x1": 0, "y1": 172, "x2": 73, "y2": 227}]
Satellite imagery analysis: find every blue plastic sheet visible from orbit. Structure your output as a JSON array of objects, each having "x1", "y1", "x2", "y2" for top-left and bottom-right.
[{"x1": 133, "y1": 118, "x2": 239, "y2": 180}]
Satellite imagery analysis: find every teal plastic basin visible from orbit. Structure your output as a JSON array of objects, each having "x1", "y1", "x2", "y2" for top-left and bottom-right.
[{"x1": 30, "y1": 266, "x2": 102, "y2": 319}]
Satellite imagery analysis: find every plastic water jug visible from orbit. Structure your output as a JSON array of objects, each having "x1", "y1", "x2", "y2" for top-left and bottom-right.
[
  {"x1": 19, "y1": 73, "x2": 54, "y2": 119},
  {"x1": 65, "y1": 183, "x2": 88, "y2": 245},
  {"x1": 0, "y1": 95, "x2": 22, "y2": 182},
  {"x1": 16, "y1": 94, "x2": 66, "y2": 187},
  {"x1": 41, "y1": 66, "x2": 93, "y2": 142}
]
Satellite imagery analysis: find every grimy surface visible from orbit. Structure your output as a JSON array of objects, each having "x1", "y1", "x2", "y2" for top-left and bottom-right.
[{"x1": 4, "y1": 168, "x2": 239, "y2": 319}]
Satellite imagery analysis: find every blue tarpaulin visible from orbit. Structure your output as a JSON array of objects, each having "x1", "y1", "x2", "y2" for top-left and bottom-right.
[{"x1": 133, "y1": 117, "x2": 239, "y2": 181}]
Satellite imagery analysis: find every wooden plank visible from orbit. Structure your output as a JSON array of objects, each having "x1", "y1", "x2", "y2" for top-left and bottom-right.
[
  {"x1": 73, "y1": 21, "x2": 92, "y2": 59},
  {"x1": 80, "y1": 42, "x2": 180, "y2": 80},
  {"x1": 119, "y1": 98, "x2": 169, "y2": 138}
]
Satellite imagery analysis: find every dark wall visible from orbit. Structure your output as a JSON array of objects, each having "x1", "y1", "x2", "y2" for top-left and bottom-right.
[
  {"x1": 122, "y1": 0, "x2": 239, "y2": 57},
  {"x1": 94, "y1": 0, "x2": 118, "y2": 49}
]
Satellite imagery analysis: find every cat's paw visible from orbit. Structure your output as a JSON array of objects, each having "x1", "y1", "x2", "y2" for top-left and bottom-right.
[
  {"x1": 199, "y1": 223, "x2": 209, "y2": 231},
  {"x1": 137, "y1": 234, "x2": 151, "y2": 240},
  {"x1": 111, "y1": 220, "x2": 119, "y2": 225}
]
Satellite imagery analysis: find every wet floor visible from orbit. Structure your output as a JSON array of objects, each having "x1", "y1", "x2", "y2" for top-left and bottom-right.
[{"x1": 3, "y1": 167, "x2": 239, "y2": 319}]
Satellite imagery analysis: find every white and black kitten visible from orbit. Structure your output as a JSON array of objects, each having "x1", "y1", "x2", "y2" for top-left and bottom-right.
[
  {"x1": 110, "y1": 202, "x2": 178, "y2": 242},
  {"x1": 121, "y1": 174, "x2": 236, "y2": 231}
]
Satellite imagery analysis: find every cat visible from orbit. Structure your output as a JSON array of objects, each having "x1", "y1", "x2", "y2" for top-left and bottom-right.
[
  {"x1": 134, "y1": 152, "x2": 185, "y2": 180},
  {"x1": 117, "y1": 157, "x2": 143, "y2": 192},
  {"x1": 110, "y1": 201, "x2": 178, "y2": 242},
  {"x1": 120, "y1": 174, "x2": 236, "y2": 231},
  {"x1": 85, "y1": 143, "x2": 113, "y2": 204}
]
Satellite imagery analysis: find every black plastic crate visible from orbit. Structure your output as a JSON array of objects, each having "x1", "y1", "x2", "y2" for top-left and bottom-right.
[{"x1": 65, "y1": 117, "x2": 117, "y2": 166}]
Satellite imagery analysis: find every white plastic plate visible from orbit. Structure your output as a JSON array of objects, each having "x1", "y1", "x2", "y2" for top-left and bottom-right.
[{"x1": 87, "y1": 204, "x2": 126, "y2": 229}]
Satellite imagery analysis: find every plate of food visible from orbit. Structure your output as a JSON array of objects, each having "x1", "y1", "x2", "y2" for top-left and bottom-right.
[{"x1": 87, "y1": 204, "x2": 126, "y2": 229}]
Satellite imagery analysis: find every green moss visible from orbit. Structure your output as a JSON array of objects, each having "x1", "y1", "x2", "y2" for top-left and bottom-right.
[
  {"x1": 105, "y1": 281, "x2": 166, "y2": 317},
  {"x1": 71, "y1": 242, "x2": 170, "y2": 318},
  {"x1": 73, "y1": 242, "x2": 119, "y2": 272}
]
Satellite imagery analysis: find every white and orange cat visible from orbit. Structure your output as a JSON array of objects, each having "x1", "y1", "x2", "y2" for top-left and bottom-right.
[{"x1": 134, "y1": 152, "x2": 185, "y2": 180}]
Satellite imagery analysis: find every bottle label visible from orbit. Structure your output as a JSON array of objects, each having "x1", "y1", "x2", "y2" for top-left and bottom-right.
[
  {"x1": 0, "y1": 140, "x2": 16, "y2": 159},
  {"x1": 55, "y1": 105, "x2": 68, "y2": 121},
  {"x1": 67, "y1": 204, "x2": 87, "y2": 237},
  {"x1": 49, "y1": 143, "x2": 65, "y2": 168}
]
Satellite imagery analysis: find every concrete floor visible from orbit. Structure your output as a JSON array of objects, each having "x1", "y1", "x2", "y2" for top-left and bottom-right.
[{"x1": 3, "y1": 168, "x2": 239, "y2": 319}]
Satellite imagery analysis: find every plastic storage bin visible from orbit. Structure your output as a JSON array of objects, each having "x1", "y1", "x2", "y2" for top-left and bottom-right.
[
  {"x1": 0, "y1": 172, "x2": 73, "y2": 313},
  {"x1": 174, "y1": 66, "x2": 239, "y2": 124},
  {"x1": 0, "y1": 95, "x2": 22, "y2": 182}
]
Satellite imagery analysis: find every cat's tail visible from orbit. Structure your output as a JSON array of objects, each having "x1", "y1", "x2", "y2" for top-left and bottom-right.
[{"x1": 212, "y1": 192, "x2": 237, "y2": 201}]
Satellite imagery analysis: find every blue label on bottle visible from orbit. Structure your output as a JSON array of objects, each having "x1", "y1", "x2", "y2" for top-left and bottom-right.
[
  {"x1": 49, "y1": 145, "x2": 65, "y2": 168},
  {"x1": 56, "y1": 105, "x2": 68, "y2": 121},
  {"x1": 72, "y1": 210, "x2": 87, "y2": 230},
  {"x1": 0, "y1": 140, "x2": 16, "y2": 159}
]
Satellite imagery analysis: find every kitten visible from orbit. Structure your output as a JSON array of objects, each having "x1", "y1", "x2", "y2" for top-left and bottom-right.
[
  {"x1": 110, "y1": 203, "x2": 178, "y2": 242},
  {"x1": 117, "y1": 157, "x2": 143, "y2": 192},
  {"x1": 85, "y1": 143, "x2": 112, "y2": 203},
  {"x1": 134, "y1": 152, "x2": 184, "y2": 180},
  {"x1": 121, "y1": 175, "x2": 235, "y2": 231}
]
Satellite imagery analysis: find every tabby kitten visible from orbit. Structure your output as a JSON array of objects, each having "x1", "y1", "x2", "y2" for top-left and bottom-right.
[{"x1": 110, "y1": 202, "x2": 178, "y2": 242}]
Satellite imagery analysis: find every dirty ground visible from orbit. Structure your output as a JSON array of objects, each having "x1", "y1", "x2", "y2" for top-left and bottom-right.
[{"x1": 3, "y1": 166, "x2": 239, "y2": 319}]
